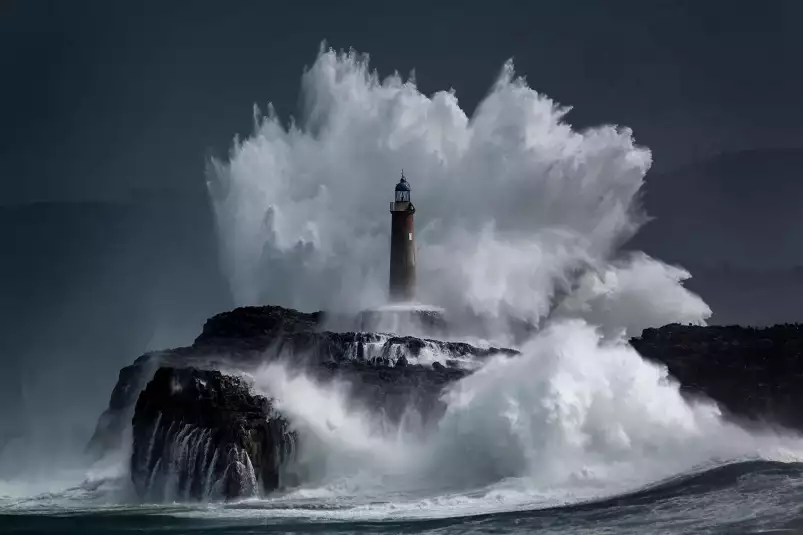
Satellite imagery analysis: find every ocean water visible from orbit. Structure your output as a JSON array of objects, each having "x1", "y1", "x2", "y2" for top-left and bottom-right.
[{"x1": 3, "y1": 461, "x2": 803, "y2": 534}]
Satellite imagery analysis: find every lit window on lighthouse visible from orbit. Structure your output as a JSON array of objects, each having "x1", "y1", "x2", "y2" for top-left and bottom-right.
[{"x1": 408, "y1": 232, "x2": 412, "y2": 240}]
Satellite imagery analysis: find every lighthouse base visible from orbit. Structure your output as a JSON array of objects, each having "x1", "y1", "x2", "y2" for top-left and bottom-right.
[{"x1": 357, "y1": 303, "x2": 447, "y2": 338}]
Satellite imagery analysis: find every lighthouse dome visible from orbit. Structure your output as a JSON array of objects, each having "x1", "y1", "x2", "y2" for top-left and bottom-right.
[{"x1": 395, "y1": 177, "x2": 410, "y2": 192}]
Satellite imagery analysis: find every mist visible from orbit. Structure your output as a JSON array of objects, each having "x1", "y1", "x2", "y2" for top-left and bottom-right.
[{"x1": 0, "y1": 193, "x2": 230, "y2": 478}]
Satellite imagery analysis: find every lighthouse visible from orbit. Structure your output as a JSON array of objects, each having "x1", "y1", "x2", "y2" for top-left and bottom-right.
[{"x1": 389, "y1": 172, "x2": 416, "y2": 301}]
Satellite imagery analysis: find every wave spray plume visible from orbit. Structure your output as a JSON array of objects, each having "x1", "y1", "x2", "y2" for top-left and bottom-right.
[{"x1": 208, "y1": 46, "x2": 710, "y2": 337}]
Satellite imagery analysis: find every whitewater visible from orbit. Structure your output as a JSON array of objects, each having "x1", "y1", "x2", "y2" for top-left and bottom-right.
[{"x1": 3, "y1": 47, "x2": 803, "y2": 534}]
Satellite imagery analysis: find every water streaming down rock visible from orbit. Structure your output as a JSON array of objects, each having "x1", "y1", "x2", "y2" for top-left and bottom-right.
[{"x1": 130, "y1": 367, "x2": 295, "y2": 501}]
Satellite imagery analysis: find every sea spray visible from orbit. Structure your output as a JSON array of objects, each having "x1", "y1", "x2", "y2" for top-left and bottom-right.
[
  {"x1": 208, "y1": 47, "x2": 710, "y2": 336},
  {"x1": 252, "y1": 320, "x2": 803, "y2": 513},
  {"x1": 253, "y1": 364, "x2": 413, "y2": 491},
  {"x1": 213, "y1": 46, "x2": 794, "y2": 512}
]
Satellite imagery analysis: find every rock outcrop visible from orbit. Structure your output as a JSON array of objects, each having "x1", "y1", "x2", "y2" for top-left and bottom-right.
[
  {"x1": 130, "y1": 367, "x2": 294, "y2": 501},
  {"x1": 192, "y1": 305, "x2": 515, "y2": 364},
  {"x1": 89, "y1": 305, "x2": 517, "y2": 501},
  {"x1": 632, "y1": 323, "x2": 803, "y2": 431}
]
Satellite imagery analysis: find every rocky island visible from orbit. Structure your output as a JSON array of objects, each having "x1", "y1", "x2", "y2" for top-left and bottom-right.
[
  {"x1": 89, "y1": 305, "x2": 803, "y2": 501},
  {"x1": 89, "y1": 305, "x2": 515, "y2": 500}
]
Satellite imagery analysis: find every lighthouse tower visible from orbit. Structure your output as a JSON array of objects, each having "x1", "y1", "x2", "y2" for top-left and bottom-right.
[{"x1": 389, "y1": 172, "x2": 416, "y2": 301}]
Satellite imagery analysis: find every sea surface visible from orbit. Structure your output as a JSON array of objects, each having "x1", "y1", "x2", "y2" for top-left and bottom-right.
[{"x1": 3, "y1": 461, "x2": 803, "y2": 534}]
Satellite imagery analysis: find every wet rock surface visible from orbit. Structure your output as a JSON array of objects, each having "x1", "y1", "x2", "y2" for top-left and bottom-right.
[
  {"x1": 130, "y1": 367, "x2": 294, "y2": 501},
  {"x1": 632, "y1": 323, "x2": 803, "y2": 431},
  {"x1": 89, "y1": 305, "x2": 518, "y2": 501}
]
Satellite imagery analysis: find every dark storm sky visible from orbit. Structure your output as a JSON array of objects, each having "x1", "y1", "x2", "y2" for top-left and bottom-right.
[{"x1": 3, "y1": 0, "x2": 803, "y2": 204}]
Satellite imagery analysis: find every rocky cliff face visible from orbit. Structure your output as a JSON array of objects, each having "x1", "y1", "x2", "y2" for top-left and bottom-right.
[
  {"x1": 89, "y1": 305, "x2": 516, "y2": 501},
  {"x1": 130, "y1": 367, "x2": 294, "y2": 501}
]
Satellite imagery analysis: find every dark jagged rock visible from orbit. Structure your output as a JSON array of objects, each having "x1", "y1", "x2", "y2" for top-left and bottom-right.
[
  {"x1": 631, "y1": 323, "x2": 803, "y2": 431},
  {"x1": 88, "y1": 348, "x2": 202, "y2": 455},
  {"x1": 131, "y1": 367, "x2": 294, "y2": 501},
  {"x1": 195, "y1": 305, "x2": 324, "y2": 345},
  {"x1": 89, "y1": 304, "x2": 518, "y2": 501},
  {"x1": 90, "y1": 328, "x2": 513, "y2": 455}
]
